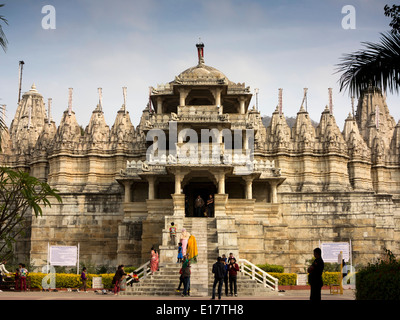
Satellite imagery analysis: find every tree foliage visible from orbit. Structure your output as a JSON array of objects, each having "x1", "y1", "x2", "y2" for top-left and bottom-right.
[
  {"x1": 0, "y1": 4, "x2": 8, "y2": 53},
  {"x1": 336, "y1": 5, "x2": 400, "y2": 97},
  {"x1": 384, "y1": 4, "x2": 400, "y2": 35},
  {"x1": 356, "y1": 248, "x2": 400, "y2": 300},
  {"x1": 0, "y1": 167, "x2": 62, "y2": 260}
]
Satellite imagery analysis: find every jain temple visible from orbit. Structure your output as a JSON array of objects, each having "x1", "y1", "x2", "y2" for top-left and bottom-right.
[{"x1": 1, "y1": 43, "x2": 400, "y2": 278}]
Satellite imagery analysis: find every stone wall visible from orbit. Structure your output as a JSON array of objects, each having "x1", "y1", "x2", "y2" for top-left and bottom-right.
[{"x1": 30, "y1": 193, "x2": 124, "y2": 268}]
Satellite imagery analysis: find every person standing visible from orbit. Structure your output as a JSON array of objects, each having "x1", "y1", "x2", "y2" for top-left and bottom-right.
[
  {"x1": 211, "y1": 257, "x2": 225, "y2": 300},
  {"x1": 169, "y1": 222, "x2": 177, "y2": 245},
  {"x1": 221, "y1": 254, "x2": 229, "y2": 296},
  {"x1": 308, "y1": 247, "x2": 325, "y2": 301},
  {"x1": 112, "y1": 265, "x2": 126, "y2": 295},
  {"x1": 228, "y1": 258, "x2": 239, "y2": 297},
  {"x1": 14, "y1": 268, "x2": 20, "y2": 291},
  {"x1": 207, "y1": 194, "x2": 214, "y2": 217},
  {"x1": 194, "y1": 195, "x2": 204, "y2": 217},
  {"x1": 177, "y1": 242, "x2": 183, "y2": 263},
  {"x1": 0, "y1": 260, "x2": 10, "y2": 284},
  {"x1": 19, "y1": 264, "x2": 28, "y2": 292},
  {"x1": 80, "y1": 267, "x2": 88, "y2": 293},
  {"x1": 181, "y1": 255, "x2": 191, "y2": 297},
  {"x1": 150, "y1": 248, "x2": 159, "y2": 275},
  {"x1": 180, "y1": 229, "x2": 190, "y2": 256}
]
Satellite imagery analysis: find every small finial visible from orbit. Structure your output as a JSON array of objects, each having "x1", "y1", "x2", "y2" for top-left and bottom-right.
[
  {"x1": 48, "y1": 98, "x2": 52, "y2": 124},
  {"x1": 301, "y1": 88, "x2": 308, "y2": 112},
  {"x1": 122, "y1": 87, "x2": 127, "y2": 113},
  {"x1": 328, "y1": 88, "x2": 333, "y2": 115},
  {"x1": 196, "y1": 39, "x2": 205, "y2": 65},
  {"x1": 68, "y1": 88, "x2": 73, "y2": 115},
  {"x1": 98, "y1": 88, "x2": 103, "y2": 111},
  {"x1": 278, "y1": 88, "x2": 283, "y2": 116}
]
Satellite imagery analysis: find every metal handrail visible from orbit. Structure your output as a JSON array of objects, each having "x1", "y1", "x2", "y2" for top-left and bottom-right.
[{"x1": 238, "y1": 258, "x2": 279, "y2": 291}]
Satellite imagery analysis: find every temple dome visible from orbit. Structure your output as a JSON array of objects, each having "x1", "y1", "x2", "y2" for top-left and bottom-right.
[
  {"x1": 174, "y1": 63, "x2": 230, "y2": 85},
  {"x1": 178, "y1": 64, "x2": 227, "y2": 80}
]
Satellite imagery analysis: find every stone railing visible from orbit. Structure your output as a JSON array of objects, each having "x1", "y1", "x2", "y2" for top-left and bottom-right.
[
  {"x1": 238, "y1": 258, "x2": 279, "y2": 291},
  {"x1": 121, "y1": 157, "x2": 281, "y2": 177}
]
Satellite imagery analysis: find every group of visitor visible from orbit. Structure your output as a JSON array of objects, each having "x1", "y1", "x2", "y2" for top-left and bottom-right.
[
  {"x1": 191, "y1": 194, "x2": 214, "y2": 217},
  {"x1": 211, "y1": 253, "x2": 239, "y2": 300},
  {"x1": 0, "y1": 260, "x2": 29, "y2": 292}
]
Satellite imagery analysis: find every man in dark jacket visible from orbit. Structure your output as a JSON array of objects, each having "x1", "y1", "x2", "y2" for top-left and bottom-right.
[
  {"x1": 308, "y1": 247, "x2": 325, "y2": 301},
  {"x1": 228, "y1": 258, "x2": 239, "y2": 296},
  {"x1": 211, "y1": 257, "x2": 225, "y2": 300}
]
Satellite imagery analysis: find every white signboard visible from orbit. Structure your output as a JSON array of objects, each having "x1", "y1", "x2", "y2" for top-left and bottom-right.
[
  {"x1": 49, "y1": 246, "x2": 78, "y2": 266},
  {"x1": 92, "y1": 277, "x2": 103, "y2": 289},
  {"x1": 321, "y1": 242, "x2": 350, "y2": 263}
]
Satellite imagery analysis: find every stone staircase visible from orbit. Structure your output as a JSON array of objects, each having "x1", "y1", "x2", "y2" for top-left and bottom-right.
[{"x1": 121, "y1": 217, "x2": 278, "y2": 297}]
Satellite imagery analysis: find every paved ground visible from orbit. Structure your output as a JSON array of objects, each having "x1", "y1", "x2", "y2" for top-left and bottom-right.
[{"x1": 0, "y1": 289, "x2": 355, "y2": 300}]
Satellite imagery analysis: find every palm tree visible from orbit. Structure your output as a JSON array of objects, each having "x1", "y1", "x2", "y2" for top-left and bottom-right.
[
  {"x1": 0, "y1": 4, "x2": 8, "y2": 53},
  {"x1": 336, "y1": 31, "x2": 400, "y2": 98},
  {"x1": 0, "y1": 4, "x2": 7, "y2": 150},
  {"x1": 0, "y1": 104, "x2": 5, "y2": 150}
]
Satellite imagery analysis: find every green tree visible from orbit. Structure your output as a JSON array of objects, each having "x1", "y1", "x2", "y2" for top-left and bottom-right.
[
  {"x1": 336, "y1": 5, "x2": 400, "y2": 97},
  {"x1": 384, "y1": 4, "x2": 400, "y2": 35},
  {"x1": 0, "y1": 4, "x2": 8, "y2": 53},
  {"x1": 0, "y1": 167, "x2": 62, "y2": 260}
]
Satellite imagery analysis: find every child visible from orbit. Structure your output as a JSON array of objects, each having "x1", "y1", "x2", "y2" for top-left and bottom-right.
[
  {"x1": 14, "y1": 268, "x2": 20, "y2": 291},
  {"x1": 127, "y1": 272, "x2": 139, "y2": 286},
  {"x1": 169, "y1": 222, "x2": 177, "y2": 245},
  {"x1": 132, "y1": 272, "x2": 139, "y2": 283},
  {"x1": 177, "y1": 242, "x2": 183, "y2": 263},
  {"x1": 19, "y1": 264, "x2": 28, "y2": 292}
]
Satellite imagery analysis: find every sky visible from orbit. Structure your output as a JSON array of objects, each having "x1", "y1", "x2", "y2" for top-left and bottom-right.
[{"x1": 0, "y1": 0, "x2": 398, "y2": 130}]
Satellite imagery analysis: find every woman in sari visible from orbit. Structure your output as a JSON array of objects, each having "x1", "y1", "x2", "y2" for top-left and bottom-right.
[
  {"x1": 180, "y1": 229, "x2": 190, "y2": 256},
  {"x1": 186, "y1": 235, "x2": 198, "y2": 263},
  {"x1": 150, "y1": 248, "x2": 159, "y2": 275}
]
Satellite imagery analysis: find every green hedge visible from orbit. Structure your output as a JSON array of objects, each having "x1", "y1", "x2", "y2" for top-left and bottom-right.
[
  {"x1": 257, "y1": 264, "x2": 284, "y2": 273},
  {"x1": 13, "y1": 273, "x2": 115, "y2": 290},
  {"x1": 322, "y1": 272, "x2": 341, "y2": 286},
  {"x1": 269, "y1": 273, "x2": 297, "y2": 286}
]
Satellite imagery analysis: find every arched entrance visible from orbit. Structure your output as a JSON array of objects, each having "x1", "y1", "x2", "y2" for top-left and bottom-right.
[{"x1": 182, "y1": 171, "x2": 217, "y2": 217}]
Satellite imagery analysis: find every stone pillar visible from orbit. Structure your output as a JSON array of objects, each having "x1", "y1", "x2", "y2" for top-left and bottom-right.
[
  {"x1": 156, "y1": 97, "x2": 163, "y2": 114},
  {"x1": 213, "y1": 88, "x2": 223, "y2": 107},
  {"x1": 123, "y1": 181, "x2": 132, "y2": 202},
  {"x1": 218, "y1": 172, "x2": 225, "y2": 194},
  {"x1": 179, "y1": 88, "x2": 190, "y2": 107},
  {"x1": 239, "y1": 96, "x2": 246, "y2": 114},
  {"x1": 175, "y1": 171, "x2": 182, "y2": 194},
  {"x1": 147, "y1": 176, "x2": 155, "y2": 200},
  {"x1": 270, "y1": 180, "x2": 278, "y2": 203},
  {"x1": 244, "y1": 176, "x2": 253, "y2": 199}
]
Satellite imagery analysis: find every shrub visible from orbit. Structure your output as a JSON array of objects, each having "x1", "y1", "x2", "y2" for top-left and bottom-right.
[
  {"x1": 269, "y1": 273, "x2": 297, "y2": 286},
  {"x1": 17, "y1": 273, "x2": 116, "y2": 290},
  {"x1": 256, "y1": 264, "x2": 284, "y2": 273},
  {"x1": 355, "y1": 249, "x2": 400, "y2": 300},
  {"x1": 322, "y1": 272, "x2": 341, "y2": 285}
]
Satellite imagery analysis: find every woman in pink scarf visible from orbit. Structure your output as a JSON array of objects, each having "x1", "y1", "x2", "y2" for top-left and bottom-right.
[
  {"x1": 150, "y1": 248, "x2": 159, "y2": 275},
  {"x1": 180, "y1": 229, "x2": 190, "y2": 256}
]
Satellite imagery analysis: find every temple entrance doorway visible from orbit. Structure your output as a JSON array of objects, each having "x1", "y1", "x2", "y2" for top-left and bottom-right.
[{"x1": 183, "y1": 178, "x2": 217, "y2": 217}]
